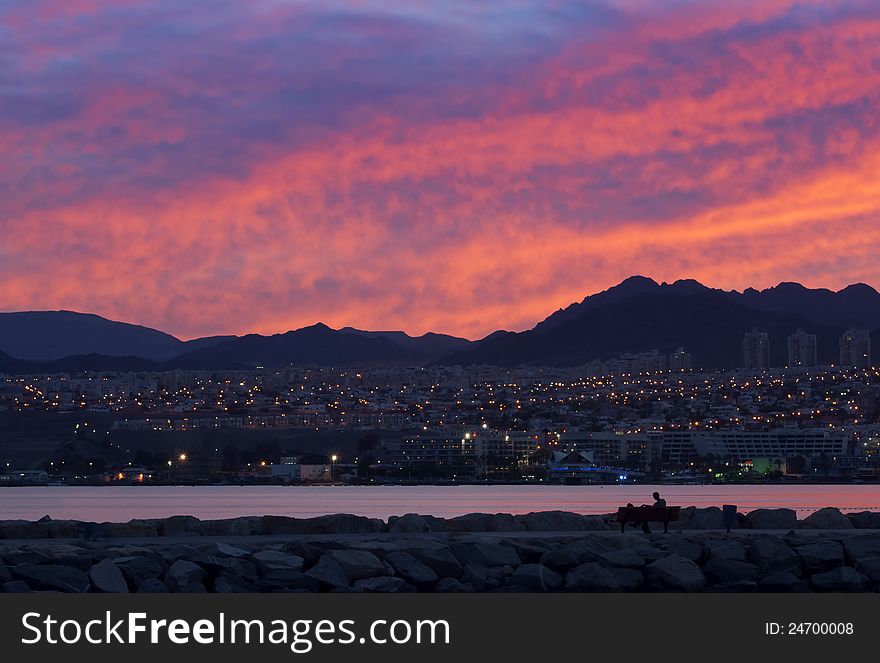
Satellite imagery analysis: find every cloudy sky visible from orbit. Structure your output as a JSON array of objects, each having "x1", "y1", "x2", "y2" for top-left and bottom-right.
[{"x1": 2, "y1": 0, "x2": 880, "y2": 339}]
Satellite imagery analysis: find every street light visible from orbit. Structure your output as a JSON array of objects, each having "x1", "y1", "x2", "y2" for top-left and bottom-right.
[{"x1": 331, "y1": 454, "x2": 338, "y2": 480}]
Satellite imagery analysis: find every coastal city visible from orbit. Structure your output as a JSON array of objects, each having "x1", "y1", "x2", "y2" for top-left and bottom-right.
[{"x1": 1, "y1": 327, "x2": 876, "y2": 486}]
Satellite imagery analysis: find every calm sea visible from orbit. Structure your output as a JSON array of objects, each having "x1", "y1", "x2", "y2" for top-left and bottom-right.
[{"x1": 1, "y1": 485, "x2": 879, "y2": 521}]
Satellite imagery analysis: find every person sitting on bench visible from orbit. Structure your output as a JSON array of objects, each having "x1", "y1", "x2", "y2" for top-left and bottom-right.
[{"x1": 641, "y1": 492, "x2": 666, "y2": 533}]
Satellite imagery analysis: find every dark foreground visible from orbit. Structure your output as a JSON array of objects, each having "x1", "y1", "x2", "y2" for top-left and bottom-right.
[{"x1": 1, "y1": 507, "x2": 880, "y2": 593}]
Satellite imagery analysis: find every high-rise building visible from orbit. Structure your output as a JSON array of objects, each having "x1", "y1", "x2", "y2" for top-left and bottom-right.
[
  {"x1": 787, "y1": 328, "x2": 817, "y2": 368},
  {"x1": 669, "y1": 347, "x2": 692, "y2": 371},
  {"x1": 840, "y1": 329, "x2": 872, "y2": 369},
  {"x1": 742, "y1": 327, "x2": 770, "y2": 370}
]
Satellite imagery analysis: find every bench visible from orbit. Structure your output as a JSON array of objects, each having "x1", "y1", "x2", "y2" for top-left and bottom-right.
[{"x1": 616, "y1": 506, "x2": 681, "y2": 533}]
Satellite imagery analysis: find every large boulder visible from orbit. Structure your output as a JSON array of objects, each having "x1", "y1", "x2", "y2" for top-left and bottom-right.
[
  {"x1": 690, "y1": 508, "x2": 725, "y2": 530},
  {"x1": 0, "y1": 520, "x2": 49, "y2": 539},
  {"x1": 540, "y1": 540, "x2": 611, "y2": 570},
  {"x1": 800, "y1": 508, "x2": 853, "y2": 529},
  {"x1": 102, "y1": 521, "x2": 158, "y2": 538},
  {"x1": 201, "y1": 518, "x2": 256, "y2": 536},
  {"x1": 565, "y1": 562, "x2": 622, "y2": 592},
  {"x1": 854, "y1": 556, "x2": 880, "y2": 583},
  {"x1": 510, "y1": 564, "x2": 564, "y2": 592},
  {"x1": 88, "y1": 559, "x2": 129, "y2": 593},
  {"x1": 451, "y1": 542, "x2": 520, "y2": 568},
  {"x1": 746, "y1": 536, "x2": 802, "y2": 574},
  {"x1": 704, "y1": 558, "x2": 761, "y2": 585},
  {"x1": 810, "y1": 567, "x2": 870, "y2": 592},
  {"x1": 303, "y1": 514, "x2": 385, "y2": 534},
  {"x1": 703, "y1": 539, "x2": 746, "y2": 562},
  {"x1": 327, "y1": 550, "x2": 386, "y2": 581},
  {"x1": 164, "y1": 560, "x2": 208, "y2": 592},
  {"x1": 844, "y1": 535, "x2": 880, "y2": 566},
  {"x1": 214, "y1": 575, "x2": 256, "y2": 593},
  {"x1": 13, "y1": 564, "x2": 90, "y2": 592},
  {"x1": 745, "y1": 509, "x2": 797, "y2": 529},
  {"x1": 402, "y1": 545, "x2": 463, "y2": 578},
  {"x1": 846, "y1": 511, "x2": 880, "y2": 529},
  {"x1": 386, "y1": 552, "x2": 437, "y2": 587},
  {"x1": 47, "y1": 520, "x2": 81, "y2": 538},
  {"x1": 644, "y1": 555, "x2": 706, "y2": 592},
  {"x1": 1, "y1": 580, "x2": 33, "y2": 593},
  {"x1": 0, "y1": 561, "x2": 11, "y2": 583},
  {"x1": 206, "y1": 543, "x2": 250, "y2": 558},
  {"x1": 797, "y1": 541, "x2": 843, "y2": 572},
  {"x1": 305, "y1": 555, "x2": 350, "y2": 589},
  {"x1": 160, "y1": 516, "x2": 203, "y2": 537},
  {"x1": 597, "y1": 549, "x2": 644, "y2": 569},
  {"x1": 114, "y1": 555, "x2": 165, "y2": 586},
  {"x1": 663, "y1": 538, "x2": 704, "y2": 563},
  {"x1": 435, "y1": 578, "x2": 473, "y2": 592},
  {"x1": 387, "y1": 514, "x2": 432, "y2": 533},
  {"x1": 446, "y1": 513, "x2": 525, "y2": 532},
  {"x1": 518, "y1": 511, "x2": 608, "y2": 531},
  {"x1": 252, "y1": 551, "x2": 305, "y2": 575},
  {"x1": 136, "y1": 578, "x2": 170, "y2": 593}
]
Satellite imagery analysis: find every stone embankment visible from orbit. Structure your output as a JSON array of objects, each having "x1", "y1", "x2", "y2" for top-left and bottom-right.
[{"x1": 0, "y1": 507, "x2": 878, "y2": 593}]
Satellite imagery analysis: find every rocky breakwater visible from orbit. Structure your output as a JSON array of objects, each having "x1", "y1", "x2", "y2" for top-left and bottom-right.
[{"x1": 0, "y1": 508, "x2": 879, "y2": 593}]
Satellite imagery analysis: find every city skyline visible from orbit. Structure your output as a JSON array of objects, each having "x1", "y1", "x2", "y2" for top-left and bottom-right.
[{"x1": 3, "y1": 1, "x2": 880, "y2": 340}]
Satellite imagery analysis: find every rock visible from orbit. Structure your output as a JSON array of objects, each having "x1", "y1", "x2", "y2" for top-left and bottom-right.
[
  {"x1": 13, "y1": 564, "x2": 90, "y2": 592},
  {"x1": 704, "y1": 558, "x2": 761, "y2": 585},
  {"x1": 810, "y1": 567, "x2": 870, "y2": 592},
  {"x1": 745, "y1": 509, "x2": 798, "y2": 529},
  {"x1": 136, "y1": 578, "x2": 169, "y2": 593},
  {"x1": 353, "y1": 577, "x2": 407, "y2": 592},
  {"x1": 201, "y1": 518, "x2": 256, "y2": 536},
  {"x1": 459, "y1": 565, "x2": 489, "y2": 592},
  {"x1": 252, "y1": 550, "x2": 305, "y2": 575},
  {"x1": 0, "y1": 560, "x2": 12, "y2": 583},
  {"x1": 207, "y1": 543, "x2": 250, "y2": 558},
  {"x1": 690, "y1": 507, "x2": 725, "y2": 529},
  {"x1": 102, "y1": 521, "x2": 158, "y2": 537},
  {"x1": 518, "y1": 511, "x2": 608, "y2": 531},
  {"x1": 161, "y1": 516, "x2": 203, "y2": 536},
  {"x1": 0, "y1": 520, "x2": 49, "y2": 539},
  {"x1": 403, "y1": 545, "x2": 463, "y2": 578},
  {"x1": 1, "y1": 580, "x2": 32, "y2": 592},
  {"x1": 565, "y1": 562, "x2": 623, "y2": 591},
  {"x1": 509, "y1": 564, "x2": 564, "y2": 592},
  {"x1": 164, "y1": 560, "x2": 208, "y2": 592},
  {"x1": 387, "y1": 514, "x2": 432, "y2": 533},
  {"x1": 846, "y1": 511, "x2": 880, "y2": 529},
  {"x1": 451, "y1": 542, "x2": 520, "y2": 568},
  {"x1": 182, "y1": 582, "x2": 208, "y2": 593},
  {"x1": 209, "y1": 557, "x2": 259, "y2": 583},
  {"x1": 801, "y1": 508, "x2": 853, "y2": 529},
  {"x1": 435, "y1": 578, "x2": 474, "y2": 592},
  {"x1": 758, "y1": 571, "x2": 809, "y2": 592},
  {"x1": 504, "y1": 540, "x2": 556, "y2": 563},
  {"x1": 88, "y1": 559, "x2": 129, "y2": 593},
  {"x1": 663, "y1": 538, "x2": 704, "y2": 563},
  {"x1": 644, "y1": 555, "x2": 706, "y2": 592},
  {"x1": 2, "y1": 549, "x2": 51, "y2": 565},
  {"x1": 213, "y1": 575, "x2": 255, "y2": 593},
  {"x1": 843, "y1": 534, "x2": 880, "y2": 565},
  {"x1": 114, "y1": 555, "x2": 165, "y2": 586},
  {"x1": 854, "y1": 556, "x2": 880, "y2": 583},
  {"x1": 703, "y1": 539, "x2": 747, "y2": 561},
  {"x1": 386, "y1": 552, "x2": 438, "y2": 586},
  {"x1": 47, "y1": 520, "x2": 81, "y2": 538},
  {"x1": 305, "y1": 555, "x2": 350, "y2": 589},
  {"x1": 797, "y1": 541, "x2": 843, "y2": 572},
  {"x1": 256, "y1": 571, "x2": 319, "y2": 592},
  {"x1": 597, "y1": 549, "x2": 644, "y2": 569},
  {"x1": 447, "y1": 513, "x2": 525, "y2": 532},
  {"x1": 303, "y1": 514, "x2": 385, "y2": 534},
  {"x1": 746, "y1": 536, "x2": 802, "y2": 573},
  {"x1": 540, "y1": 540, "x2": 610, "y2": 569},
  {"x1": 326, "y1": 550, "x2": 386, "y2": 581},
  {"x1": 280, "y1": 542, "x2": 324, "y2": 568}
]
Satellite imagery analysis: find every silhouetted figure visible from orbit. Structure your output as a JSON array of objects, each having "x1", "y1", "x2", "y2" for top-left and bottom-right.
[{"x1": 641, "y1": 492, "x2": 667, "y2": 533}]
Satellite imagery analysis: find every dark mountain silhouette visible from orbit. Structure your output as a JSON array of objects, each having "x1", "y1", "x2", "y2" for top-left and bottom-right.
[
  {"x1": 170, "y1": 323, "x2": 423, "y2": 368},
  {"x1": 438, "y1": 280, "x2": 879, "y2": 368},
  {"x1": 337, "y1": 328, "x2": 471, "y2": 358},
  {"x1": 1, "y1": 278, "x2": 877, "y2": 371},
  {"x1": 0, "y1": 311, "x2": 229, "y2": 361}
]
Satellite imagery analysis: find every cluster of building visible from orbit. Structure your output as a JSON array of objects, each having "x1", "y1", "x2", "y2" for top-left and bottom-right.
[{"x1": 743, "y1": 327, "x2": 872, "y2": 370}]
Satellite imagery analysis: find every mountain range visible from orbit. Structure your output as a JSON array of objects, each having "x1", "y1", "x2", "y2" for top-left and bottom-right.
[{"x1": 1, "y1": 277, "x2": 878, "y2": 372}]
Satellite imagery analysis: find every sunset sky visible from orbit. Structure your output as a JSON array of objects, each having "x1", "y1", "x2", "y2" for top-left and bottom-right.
[{"x1": 2, "y1": 0, "x2": 880, "y2": 340}]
